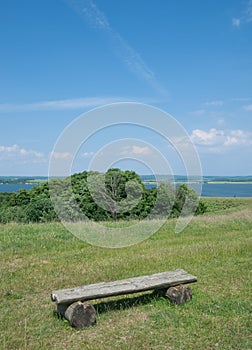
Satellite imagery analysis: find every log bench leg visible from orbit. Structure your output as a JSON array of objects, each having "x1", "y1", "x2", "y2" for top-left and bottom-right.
[
  {"x1": 165, "y1": 284, "x2": 192, "y2": 305},
  {"x1": 57, "y1": 301, "x2": 96, "y2": 328},
  {"x1": 153, "y1": 285, "x2": 193, "y2": 305}
]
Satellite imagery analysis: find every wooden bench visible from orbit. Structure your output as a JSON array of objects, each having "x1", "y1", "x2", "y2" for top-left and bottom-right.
[{"x1": 51, "y1": 268, "x2": 197, "y2": 328}]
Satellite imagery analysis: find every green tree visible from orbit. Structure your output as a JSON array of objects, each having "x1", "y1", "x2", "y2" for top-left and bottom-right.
[
  {"x1": 16, "y1": 189, "x2": 30, "y2": 206},
  {"x1": 26, "y1": 198, "x2": 57, "y2": 222},
  {"x1": 86, "y1": 169, "x2": 143, "y2": 220},
  {"x1": 152, "y1": 182, "x2": 175, "y2": 218},
  {"x1": 172, "y1": 184, "x2": 199, "y2": 217}
]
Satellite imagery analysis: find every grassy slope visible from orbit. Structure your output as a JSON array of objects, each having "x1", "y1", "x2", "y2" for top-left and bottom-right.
[{"x1": 0, "y1": 198, "x2": 251, "y2": 350}]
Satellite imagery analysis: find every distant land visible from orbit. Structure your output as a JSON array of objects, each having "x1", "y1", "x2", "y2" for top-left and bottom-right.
[
  {"x1": 0, "y1": 176, "x2": 48, "y2": 185},
  {"x1": 1, "y1": 175, "x2": 252, "y2": 185},
  {"x1": 141, "y1": 175, "x2": 252, "y2": 184}
]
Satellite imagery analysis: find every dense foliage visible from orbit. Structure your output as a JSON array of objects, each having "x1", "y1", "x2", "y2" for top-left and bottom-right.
[{"x1": 0, "y1": 169, "x2": 204, "y2": 223}]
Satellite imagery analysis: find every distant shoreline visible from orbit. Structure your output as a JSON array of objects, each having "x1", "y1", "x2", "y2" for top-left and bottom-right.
[
  {"x1": 1, "y1": 180, "x2": 252, "y2": 185},
  {"x1": 204, "y1": 181, "x2": 252, "y2": 184},
  {"x1": 142, "y1": 181, "x2": 252, "y2": 185},
  {"x1": 1, "y1": 175, "x2": 252, "y2": 186},
  {"x1": 1, "y1": 177, "x2": 252, "y2": 197}
]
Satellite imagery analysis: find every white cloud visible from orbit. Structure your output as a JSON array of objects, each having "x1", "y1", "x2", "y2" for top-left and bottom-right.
[
  {"x1": 132, "y1": 146, "x2": 152, "y2": 155},
  {"x1": 191, "y1": 128, "x2": 252, "y2": 153},
  {"x1": 243, "y1": 104, "x2": 252, "y2": 111},
  {"x1": 50, "y1": 152, "x2": 72, "y2": 160},
  {"x1": 120, "y1": 145, "x2": 152, "y2": 156},
  {"x1": 232, "y1": 0, "x2": 252, "y2": 27},
  {"x1": 0, "y1": 144, "x2": 44, "y2": 161},
  {"x1": 82, "y1": 151, "x2": 95, "y2": 158},
  {"x1": 232, "y1": 18, "x2": 241, "y2": 27},
  {"x1": 191, "y1": 129, "x2": 224, "y2": 146},
  {"x1": 205, "y1": 100, "x2": 224, "y2": 106},
  {"x1": 217, "y1": 119, "x2": 225, "y2": 126},
  {"x1": 190, "y1": 109, "x2": 206, "y2": 116},
  {"x1": 0, "y1": 144, "x2": 18, "y2": 153}
]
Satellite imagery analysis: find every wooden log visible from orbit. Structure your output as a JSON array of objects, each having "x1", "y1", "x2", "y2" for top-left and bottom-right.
[
  {"x1": 51, "y1": 269, "x2": 197, "y2": 306},
  {"x1": 165, "y1": 284, "x2": 192, "y2": 305},
  {"x1": 57, "y1": 303, "x2": 68, "y2": 318},
  {"x1": 64, "y1": 301, "x2": 96, "y2": 328}
]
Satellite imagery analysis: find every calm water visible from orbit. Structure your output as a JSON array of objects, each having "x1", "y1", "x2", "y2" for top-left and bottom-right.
[
  {"x1": 1, "y1": 182, "x2": 252, "y2": 197},
  {"x1": 193, "y1": 183, "x2": 252, "y2": 198},
  {"x1": 145, "y1": 183, "x2": 252, "y2": 197},
  {"x1": 0, "y1": 183, "x2": 37, "y2": 193}
]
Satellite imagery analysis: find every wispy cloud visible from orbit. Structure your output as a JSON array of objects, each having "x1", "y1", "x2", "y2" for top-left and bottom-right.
[
  {"x1": 82, "y1": 151, "x2": 95, "y2": 158},
  {"x1": 120, "y1": 145, "x2": 153, "y2": 156},
  {"x1": 0, "y1": 96, "x2": 142, "y2": 113},
  {"x1": 217, "y1": 119, "x2": 225, "y2": 126},
  {"x1": 231, "y1": 97, "x2": 250, "y2": 102},
  {"x1": 0, "y1": 144, "x2": 44, "y2": 161},
  {"x1": 190, "y1": 109, "x2": 206, "y2": 116},
  {"x1": 50, "y1": 151, "x2": 72, "y2": 160},
  {"x1": 191, "y1": 128, "x2": 252, "y2": 153},
  {"x1": 232, "y1": 0, "x2": 252, "y2": 27},
  {"x1": 66, "y1": 0, "x2": 169, "y2": 97},
  {"x1": 77, "y1": 0, "x2": 110, "y2": 30},
  {"x1": 131, "y1": 146, "x2": 152, "y2": 155},
  {"x1": 243, "y1": 104, "x2": 252, "y2": 111},
  {"x1": 204, "y1": 100, "x2": 224, "y2": 107},
  {"x1": 191, "y1": 97, "x2": 252, "y2": 119},
  {"x1": 232, "y1": 18, "x2": 241, "y2": 28}
]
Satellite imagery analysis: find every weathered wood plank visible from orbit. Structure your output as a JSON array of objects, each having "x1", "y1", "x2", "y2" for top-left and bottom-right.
[{"x1": 51, "y1": 268, "x2": 197, "y2": 305}]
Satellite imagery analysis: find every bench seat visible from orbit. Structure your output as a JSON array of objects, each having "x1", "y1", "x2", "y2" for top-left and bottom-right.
[{"x1": 51, "y1": 268, "x2": 197, "y2": 306}]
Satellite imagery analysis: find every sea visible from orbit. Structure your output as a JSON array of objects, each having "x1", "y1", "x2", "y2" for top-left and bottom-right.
[
  {"x1": 144, "y1": 183, "x2": 252, "y2": 198},
  {"x1": 0, "y1": 183, "x2": 37, "y2": 193},
  {"x1": 0, "y1": 176, "x2": 252, "y2": 198},
  {"x1": 142, "y1": 175, "x2": 252, "y2": 197}
]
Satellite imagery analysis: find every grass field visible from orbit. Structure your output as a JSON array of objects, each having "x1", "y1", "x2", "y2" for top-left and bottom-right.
[{"x1": 0, "y1": 198, "x2": 251, "y2": 349}]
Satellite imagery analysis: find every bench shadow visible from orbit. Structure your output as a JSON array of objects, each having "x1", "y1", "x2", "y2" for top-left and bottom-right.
[{"x1": 93, "y1": 290, "x2": 166, "y2": 315}]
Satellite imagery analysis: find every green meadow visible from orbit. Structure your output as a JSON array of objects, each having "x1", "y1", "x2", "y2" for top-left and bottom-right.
[{"x1": 0, "y1": 198, "x2": 251, "y2": 349}]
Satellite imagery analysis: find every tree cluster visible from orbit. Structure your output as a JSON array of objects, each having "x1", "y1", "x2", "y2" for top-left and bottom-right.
[{"x1": 0, "y1": 169, "x2": 206, "y2": 224}]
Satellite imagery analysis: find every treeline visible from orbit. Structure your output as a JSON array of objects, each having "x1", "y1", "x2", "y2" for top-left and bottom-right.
[{"x1": 0, "y1": 169, "x2": 206, "y2": 224}]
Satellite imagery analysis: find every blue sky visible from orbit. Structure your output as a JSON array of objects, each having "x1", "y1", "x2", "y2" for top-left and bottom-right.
[{"x1": 0, "y1": 0, "x2": 252, "y2": 176}]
